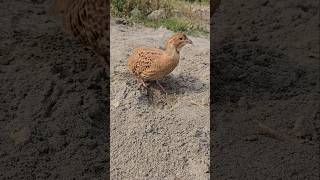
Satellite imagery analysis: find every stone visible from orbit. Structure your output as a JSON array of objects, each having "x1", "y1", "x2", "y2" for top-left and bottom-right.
[
  {"x1": 147, "y1": 9, "x2": 166, "y2": 20},
  {"x1": 10, "y1": 126, "x2": 32, "y2": 145},
  {"x1": 130, "y1": 8, "x2": 142, "y2": 18}
]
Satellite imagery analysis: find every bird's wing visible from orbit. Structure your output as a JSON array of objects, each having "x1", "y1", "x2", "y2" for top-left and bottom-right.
[
  {"x1": 49, "y1": 0, "x2": 109, "y2": 50},
  {"x1": 140, "y1": 53, "x2": 176, "y2": 80},
  {"x1": 66, "y1": 0, "x2": 109, "y2": 46},
  {"x1": 128, "y1": 48, "x2": 164, "y2": 79}
]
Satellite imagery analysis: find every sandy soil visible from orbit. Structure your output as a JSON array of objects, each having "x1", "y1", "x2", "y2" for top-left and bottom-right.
[
  {"x1": 211, "y1": 0, "x2": 319, "y2": 179},
  {"x1": 0, "y1": 0, "x2": 107, "y2": 179},
  {"x1": 110, "y1": 21, "x2": 210, "y2": 179}
]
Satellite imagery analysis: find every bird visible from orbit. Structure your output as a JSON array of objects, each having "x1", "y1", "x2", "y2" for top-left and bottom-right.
[
  {"x1": 48, "y1": 0, "x2": 110, "y2": 69},
  {"x1": 128, "y1": 32, "x2": 193, "y2": 93}
]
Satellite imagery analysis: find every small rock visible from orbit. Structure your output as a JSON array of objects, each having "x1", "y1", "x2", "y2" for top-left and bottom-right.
[
  {"x1": 10, "y1": 126, "x2": 32, "y2": 145},
  {"x1": 37, "y1": 10, "x2": 46, "y2": 15},
  {"x1": 172, "y1": 10, "x2": 182, "y2": 17},
  {"x1": 261, "y1": 0, "x2": 269, "y2": 6},
  {"x1": 159, "y1": 44, "x2": 166, "y2": 50},
  {"x1": 194, "y1": 129, "x2": 202, "y2": 137},
  {"x1": 145, "y1": 125, "x2": 154, "y2": 134},
  {"x1": 237, "y1": 97, "x2": 251, "y2": 110},
  {"x1": 193, "y1": 82, "x2": 203, "y2": 91},
  {"x1": 115, "y1": 18, "x2": 128, "y2": 25},
  {"x1": 31, "y1": 0, "x2": 46, "y2": 4},
  {"x1": 88, "y1": 105, "x2": 103, "y2": 120},
  {"x1": 131, "y1": 8, "x2": 142, "y2": 18},
  {"x1": 245, "y1": 135, "x2": 258, "y2": 141},
  {"x1": 147, "y1": 9, "x2": 166, "y2": 20},
  {"x1": 201, "y1": 96, "x2": 209, "y2": 106},
  {"x1": 111, "y1": 85, "x2": 129, "y2": 107},
  {"x1": 111, "y1": 99, "x2": 120, "y2": 108},
  {"x1": 0, "y1": 57, "x2": 14, "y2": 65},
  {"x1": 75, "y1": 127, "x2": 89, "y2": 138},
  {"x1": 85, "y1": 139, "x2": 98, "y2": 150},
  {"x1": 38, "y1": 142, "x2": 49, "y2": 154},
  {"x1": 49, "y1": 136, "x2": 66, "y2": 151}
]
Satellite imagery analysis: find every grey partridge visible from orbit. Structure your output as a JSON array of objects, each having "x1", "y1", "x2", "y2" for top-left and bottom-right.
[{"x1": 128, "y1": 32, "x2": 193, "y2": 93}]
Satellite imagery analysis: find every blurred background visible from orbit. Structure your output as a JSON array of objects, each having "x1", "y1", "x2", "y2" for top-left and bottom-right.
[{"x1": 111, "y1": 0, "x2": 210, "y2": 36}]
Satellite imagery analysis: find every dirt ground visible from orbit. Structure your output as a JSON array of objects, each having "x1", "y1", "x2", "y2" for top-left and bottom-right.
[
  {"x1": 110, "y1": 21, "x2": 210, "y2": 179},
  {"x1": 0, "y1": 0, "x2": 107, "y2": 179},
  {"x1": 211, "y1": 0, "x2": 319, "y2": 179}
]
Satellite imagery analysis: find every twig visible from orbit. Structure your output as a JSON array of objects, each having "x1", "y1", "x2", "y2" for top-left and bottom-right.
[
  {"x1": 190, "y1": 100, "x2": 207, "y2": 107},
  {"x1": 256, "y1": 121, "x2": 297, "y2": 143}
]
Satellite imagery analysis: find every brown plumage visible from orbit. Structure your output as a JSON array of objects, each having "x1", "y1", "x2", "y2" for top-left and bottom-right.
[
  {"x1": 48, "y1": 0, "x2": 109, "y2": 66},
  {"x1": 128, "y1": 32, "x2": 193, "y2": 92}
]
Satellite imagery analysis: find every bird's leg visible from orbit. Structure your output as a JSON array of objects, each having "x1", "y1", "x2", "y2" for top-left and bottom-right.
[
  {"x1": 141, "y1": 80, "x2": 148, "y2": 88},
  {"x1": 156, "y1": 80, "x2": 167, "y2": 94},
  {"x1": 137, "y1": 78, "x2": 148, "y2": 88}
]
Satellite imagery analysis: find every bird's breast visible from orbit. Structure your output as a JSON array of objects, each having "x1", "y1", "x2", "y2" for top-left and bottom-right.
[{"x1": 151, "y1": 56, "x2": 179, "y2": 78}]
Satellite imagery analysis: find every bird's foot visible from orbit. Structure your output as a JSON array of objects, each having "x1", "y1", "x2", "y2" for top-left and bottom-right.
[
  {"x1": 156, "y1": 80, "x2": 167, "y2": 95},
  {"x1": 142, "y1": 81, "x2": 148, "y2": 88},
  {"x1": 138, "y1": 79, "x2": 149, "y2": 89}
]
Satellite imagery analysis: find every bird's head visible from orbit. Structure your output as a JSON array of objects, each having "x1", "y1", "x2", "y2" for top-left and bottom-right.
[{"x1": 165, "y1": 32, "x2": 193, "y2": 52}]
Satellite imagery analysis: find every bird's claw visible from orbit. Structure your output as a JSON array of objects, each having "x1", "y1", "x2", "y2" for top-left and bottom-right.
[{"x1": 156, "y1": 81, "x2": 167, "y2": 95}]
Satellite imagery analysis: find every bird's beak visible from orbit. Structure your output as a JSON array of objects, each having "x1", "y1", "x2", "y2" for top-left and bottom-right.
[{"x1": 185, "y1": 38, "x2": 193, "y2": 45}]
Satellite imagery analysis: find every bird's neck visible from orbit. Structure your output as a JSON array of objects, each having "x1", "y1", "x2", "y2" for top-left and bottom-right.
[{"x1": 165, "y1": 44, "x2": 180, "y2": 59}]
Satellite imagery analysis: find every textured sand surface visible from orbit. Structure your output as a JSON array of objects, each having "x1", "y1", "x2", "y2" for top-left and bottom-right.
[
  {"x1": 211, "y1": 0, "x2": 319, "y2": 179},
  {"x1": 0, "y1": 0, "x2": 107, "y2": 179}
]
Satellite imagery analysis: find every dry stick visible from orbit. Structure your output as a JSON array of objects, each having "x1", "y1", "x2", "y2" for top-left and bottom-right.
[
  {"x1": 256, "y1": 121, "x2": 297, "y2": 143},
  {"x1": 190, "y1": 100, "x2": 207, "y2": 107}
]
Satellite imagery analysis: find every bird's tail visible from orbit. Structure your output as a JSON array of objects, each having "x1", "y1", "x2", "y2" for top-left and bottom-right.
[{"x1": 47, "y1": 0, "x2": 74, "y2": 34}]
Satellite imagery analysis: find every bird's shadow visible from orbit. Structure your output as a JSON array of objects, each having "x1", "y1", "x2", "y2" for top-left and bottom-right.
[
  {"x1": 155, "y1": 74, "x2": 207, "y2": 94},
  {"x1": 117, "y1": 71, "x2": 208, "y2": 105}
]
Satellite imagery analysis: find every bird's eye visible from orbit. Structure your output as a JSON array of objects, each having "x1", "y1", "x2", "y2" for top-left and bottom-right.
[{"x1": 179, "y1": 38, "x2": 183, "y2": 40}]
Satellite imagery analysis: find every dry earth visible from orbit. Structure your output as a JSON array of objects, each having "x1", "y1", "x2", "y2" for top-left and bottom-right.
[
  {"x1": 211, "y1": 0, "x2": 319, "y2": 179},
  {"x1": 0, "y1": 0, "x2": 107, "y2": 179}
]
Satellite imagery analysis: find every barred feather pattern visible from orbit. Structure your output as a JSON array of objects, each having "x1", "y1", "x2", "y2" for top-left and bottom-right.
[{"x1": 49, "y1": 0, "x2": 109, "y2": 64}]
